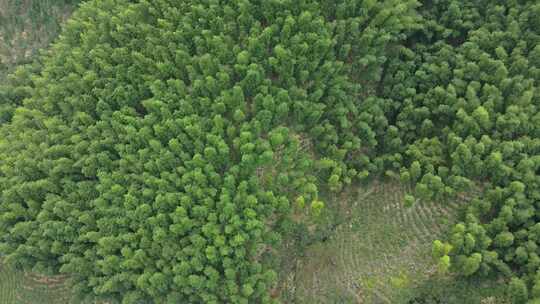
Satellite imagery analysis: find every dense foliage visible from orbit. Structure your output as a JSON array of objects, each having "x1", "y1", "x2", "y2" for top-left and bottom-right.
[
  {"x1": 1, "y1": 0, "x2": 540, "y2": 303},
  {"x1": 0, "y1": 0, "x2": 418, "y2": 303},
  {"x1": 382, "y1": 1, "x2": 540, "y2": 303}
]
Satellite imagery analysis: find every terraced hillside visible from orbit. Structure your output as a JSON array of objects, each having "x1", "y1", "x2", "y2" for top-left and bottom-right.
[
  {"x1": 0, "y1": 0, "x2": 80, "y2": 78},
  {"x1": 0, "y1": 262, "x2": 75, "y2": 304},
  {"x1": 279, "y1": 182, "x2": 504, "y2": 304}
]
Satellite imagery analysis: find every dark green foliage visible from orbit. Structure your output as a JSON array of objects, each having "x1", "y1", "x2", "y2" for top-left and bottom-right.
[
  {"x1": 1, "y1": 0, "x2": 540, "y2": 302},
  {"x1": 0, "y1": 63, "x2": 38, "y2": 123},
  {"x1": 509, "y1": 277, "x2": 529, "y2": 304},
  {"x1": 0, "y1": 0, "x2": 418, "y2": 302},
  {"x1": 378, "y1": 0, "x2": 540, "y2": 301}
]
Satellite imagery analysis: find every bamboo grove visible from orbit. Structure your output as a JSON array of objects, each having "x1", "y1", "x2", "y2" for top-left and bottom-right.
[{"x1": 0, "y1": 0, "x2": 539, "y2": 303}]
